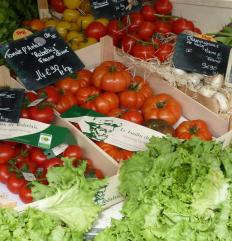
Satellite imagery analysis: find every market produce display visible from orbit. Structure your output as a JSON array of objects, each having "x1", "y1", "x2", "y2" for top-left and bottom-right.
[{"x1": 95, "y1": 136, "x2": 232, "y2": 240}]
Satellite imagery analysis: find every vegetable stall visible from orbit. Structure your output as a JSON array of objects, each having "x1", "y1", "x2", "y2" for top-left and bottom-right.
[{"x1": 0, "y1": 0, "x2": 232, "y2": 240}]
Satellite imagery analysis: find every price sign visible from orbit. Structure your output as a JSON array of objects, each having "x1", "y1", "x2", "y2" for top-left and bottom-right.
[
  {"x1": 173, "y1": 34, "x2": 231, "y2": 76},
  {"x1": 0, "y1": 27, "x2": 85, "y2": 91},
  {"x1": 91, "y1": 0, "x2": 141, "y2": 19},
  {"x1": 0, "y1": 88, "x2": 24, "y2": 123}
]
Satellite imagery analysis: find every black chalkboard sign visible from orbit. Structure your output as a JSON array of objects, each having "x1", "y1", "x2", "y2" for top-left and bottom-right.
[
  {"x1": 0, "y1": 27, "x2": 85, "y2": 91},
  {"x1": 91, "y1": 0, "x2": 142, "y2": 19},
  {"x1": 0, "y1": 88, "x2": 25, "y2": 123},
  {"x1": 173, "y1": 34, "x2": 231, "y2": 76}
]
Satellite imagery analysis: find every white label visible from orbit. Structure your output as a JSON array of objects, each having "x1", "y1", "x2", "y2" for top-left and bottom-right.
[
  {"x1": 28, "y1": 97, "x2": 46, "y2": 107},
  {"x1": 22, "y1": 172, "x2": 36, "y2": 181},
  {"x1": 52, "y1": 143, "x2": 69, "y2": 156},
  {"x1": 0, "y1": 118, "x2": 49, "y2": 140},
  {"x1": 65, "y1": 116, "x2": 164, "y2": 152}
]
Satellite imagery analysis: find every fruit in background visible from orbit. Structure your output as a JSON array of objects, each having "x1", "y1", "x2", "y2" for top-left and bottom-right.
[
  {"x1": 137, "y1": 21, "x2": 155, "y2": 41},
  {"x1": 63, "y1": 9, "x2": 80, "y2": 22},
  {"x1": 77, "y1": 14, "x2": 94, "y2": 30},
  {"x1": 50, "y1": 0, "x2": 66, "y2": 13},
  {"x1": 155, "y1": 43, "x2": 173, "y2": 62},
  {"x1": 172, "y1": 18, "x2": 195, "y2": 34},
  {"x1": 131, "y1": 43, "x2": 156, "y2": 61},
  {"x1": 45, "y1": 18, "x2": 59, "y2": 28},
  {"x1": 85, "y1": 21, "x2": 107, "y2": 41},
  {"x1": 107, "y1": 19, "x2": 126, "y2": 46},
  {"x1": 142, "y1": 93, "x2": 182, "y2": 125},
  {"x1": 56, "y1": 21, "x2": 71, "y2": 38},
  {"x1": 63, "y1": 0, "x2": 81, "y2": 10},
  {"x1": 27, "y1": 105, "x2": 54, "y2": 124},
  {"x1": 154, "y1": 0, "x2": 173, "y2": 15},
  {"x1": 29, "y1": 19, "x2": 46, "y2": 31},
  {"x1": 122, "y1": 12, "x2": 144, "y2": 32},
  {"x1": 92, "y1": 61, "x2": 133, "y2": 92},
  {"x1": 96, "y1": 18, "x2": 109, "y2": 27},
  {"x1": 154, "y1": 20, "x2": 172, "y2": 34},
  {"x1": 141, "y1": 5, "x2": 157, "y2": 22}
]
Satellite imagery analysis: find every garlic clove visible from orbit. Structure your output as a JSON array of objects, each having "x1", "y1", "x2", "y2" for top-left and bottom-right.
[
  {"x1": 213, "y1": 92, "x2": 229, "y2": 112},
  {"x1": 199, "y1": 86, "x2": 217, "y2": 97}
]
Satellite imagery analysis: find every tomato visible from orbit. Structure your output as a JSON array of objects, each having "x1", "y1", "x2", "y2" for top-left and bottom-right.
[
  {"x1": 63, "y1": 9, "x2": 80, "y2": 22},
  {"x1": 38, "y1": 86, "x2": 60, "y2": 104},
  {"x1": 76, "y1": 86, "x2": 100, "y2": 106},
  {"x1": 44, "y1": 158, "x2": 63, "y2": 170},
  {"x1": 122, "y1": 12, "x2": 144, "y2": 32},
  {"x1": 78, "y1": 37, "x2": 98, "y2": 49},
  {"x1": 96, "y1": 18, "x2": 109, "y2": 26},
  {"x1": 121, "y1": 34, "x2": 138, "y2": 54},
  {"x1": 0, "y1": 165, "x2": 11, "y2": 183},
  {"x1": 96, "y1": 142, "x2": 133, "y2": 162},
  {"x1": 77, "y1": 14, "x2": 94, "y2": 30},
  {"x1": 93, "y1": 168, "x2": 104, "y2": 179},
  {"x1": 137, "y1": 21, "x2": 155, "y2": 41},
  {"x1": 142, "y1": 93, "x2": 182, "y2": 125},
  {"x1": 175, "y1": 120, "x2": 212, "y2": 141},
  {"x1": 108, "y1": 108, "x2": 143, "y2": 125},
  {"x1": 63, "y1": 145, "x2": 82, "y2": 160},
  {"x1": 107, "y1": 20, "x2": 126, "y2": 46},
  {"x1": 63, "y1": 0, "x2": 81, "y2": 9},
  {"x1": 19, "y1": 184, "x2": 33, "y2": 203},
  {"x1": 7, "y1": 175, "x2": 27, "y2": 194},
  {"x1": 194, "y1": 27, "x2": 202, "y2": 34},
  {"x1": 155, "y1": 43, "x2": 173, "y2": 62},
  {"x1": 24, "y1": 92, "x2": 38, "y2": 105},
  {"x1": 94, "y1": 92, "x2": 119, "y2": 115},
  {"x1": 172, "y1": 18, "x2": 195, "y2": 34},
  {"x1": 85, "y1": 21, "x2": 107, "y2": 41},
  {"x1": 55, "y1": 69, "x2": 91, "y2": 94},
  {"x1": 140, "y1": 5, "x2": 157, "y2": 22},
  {"x1": 92, "y1": 61, "x2": 132, "y2": 92},
  {"x1": 56, "y1": 94, "x2": 77, "y2": 113},
  {"x1": 119, "y1": 76, "x2": 153, "y2": 109},
  {"x1": 17, "y1": 161, "x2": 37, "y2": 174},
  {"x1": 21, "y1": 109, "x2": 30, "y2": 119},
  {"x1": 30, "y1": 19, "x2": 46, "y2": 31},
  {"x1": 50, "y1": 0, "x2": 66, "y2": 13},
  {"x1": 131, "y1": 43, "x2": 156, "y2": 61},
  {"x1": 30, "y1": 147, "x2": 47, "y2": 167},
  {"x1": 154, "y1": 0, "x2": 173, "y2": 15},
  {"x1": 28, "y1": 105, "x2": 54, "y2": 124},
  {"x1": 154, "y1": 20, "x2": 172, "y2": 34},
  {"x1": 0, "y1": 143, "x2": 16, "y2": 164}
]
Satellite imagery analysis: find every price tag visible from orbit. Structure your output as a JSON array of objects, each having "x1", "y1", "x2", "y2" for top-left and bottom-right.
[
  {"x1": 91, "y1": 0, "x2": 141, "y2": 19},
  {"x1": 0, "y1": 27, "x2": 85, "y2": 91},
  {"x1": 22, "y1": 172, "x2": 36, "y2": 181},
  {"x1": 13, "y1": 28, "x2": 33, "y2": 40},
  {"x1": 0, "y1": 88, "x2": 24, "y2": 123},
  {"x1": 173, "y1": 33, "x2": 231, "y2": 76}
]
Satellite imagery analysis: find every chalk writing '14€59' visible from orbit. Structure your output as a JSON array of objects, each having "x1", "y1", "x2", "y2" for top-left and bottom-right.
[{"x1": 35, "y1": 64, "x2": 73, "y2": 81}]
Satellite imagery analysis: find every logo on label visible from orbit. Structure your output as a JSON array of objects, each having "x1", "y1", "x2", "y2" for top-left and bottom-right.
[
  {"x1": 38, "y1": 133, "x2": 52, "y2": 149},
  {"x1": 83, "y1": 118, "x2": 122, "y2": 141}
]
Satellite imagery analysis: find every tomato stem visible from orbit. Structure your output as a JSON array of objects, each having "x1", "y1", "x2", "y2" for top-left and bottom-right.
[
  {"x1": 189, "y1": 126, "x2": 198, "y2": 135},
  {"x1": 156, "y1": 101, "x2": 166, "y2": 109}
]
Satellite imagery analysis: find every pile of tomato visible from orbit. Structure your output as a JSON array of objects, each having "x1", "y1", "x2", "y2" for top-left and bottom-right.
[
  {"x1": 22, "y1": 60, "x2": 212, "y2": 162},
  {"x1": 24, "y1": 0, "x2": 200, "y2": 62}
]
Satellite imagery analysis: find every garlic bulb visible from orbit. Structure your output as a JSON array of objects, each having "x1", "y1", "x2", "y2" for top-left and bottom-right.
[
  {"x1": 172, "y1": 68, "x2": 186, "y2": 76},
  {"x1": 186, "y1": 73, "x2": 203, "y2": 87},
  {"x1": 199, "y1": 86, "x2": 216, "y2": 97},
  {"x1": 213, "y1": 92, "x2": 229, "y2": 112},
  {"x1": 205, "y1": 74, "x2": 224, "y2": 90}
]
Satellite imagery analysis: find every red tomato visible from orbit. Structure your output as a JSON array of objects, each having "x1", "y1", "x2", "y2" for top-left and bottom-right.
[
  {"x1": 137, "y1": 21, "x2": 155, "y2": 41},
  {"x1": 63, "y1": 145, "x2": 83, "y2": 160},
  {"x1": 24, "y1": 92, "x2": 38, "y2": 105},
  {"x1": 17, "y1": 161, "x2": 37, "y2": 174},
  {"x1": 152, "y1": 37, "x2": 161, "y2": 48},
  {"x1": 107, "y1": 19, "x2": 126, "y2": 46},
  {"x1": 50, "y1": 0, "x2": 66, "y2": 13},
  {"x1": 38, "y1": 86, "x2": 60, "y2": 104},
  {"x1": 154, "y1": 0, "x2": 173, "y2": 15},
  {"x1": 7, "y1": 175, "x2": 27, "y2": 194},
  {"x1": 0, "y1": 143, "x2": 16, "y2": 164},
  {"x1": 140, "y1": 5, "x2": 157, "y2": 22},
  {"x1": 85, "y1": 21, "x2": 107, "y2": 41},
  {"x1": 121, "y1": 110, "x2": 144, "y2": 125},
  {"x1": 122, "y1": 12, "x2": 144, "y2": 32},
  {"x1": 43, "y1": 158, "x2": 63, "y2": 170},
  {"x1": 194, "y1": 27, "x2": 202, "y2": 34},
  {"x1": 142, "y1": 93, "x2": 182, "y2": 125},
  {"x1": 172, "y1": 18, "x2": 195, "y2": 34},
  {"x1": 94, "y1": 168, "x2": 104, "y2": 179},
  {"x1": 131, "y1": 43, "x2": 156, "y2": 61},
  {"x1": 56, "y1": 94, "x2": 77, "y2": 114},
  {"x1": 121, "y1": 34, "x2": 138, "y2": 54},
  {"x1": 28, "y1": 105, "x2": 54, "y2": 123},
  {"x1": 155, "y1": 43, "x2": 173, "y2": 62},
  {"x1": 175, "y1": 120, "x2": 212, "y2": 141},
  {"x1": 30, "y1": 147, "x2": 47, "y2": 167},
  {"x1": 19, "y1": 184, "x2": 33, "y2": 203},
  {"x1": 119, "y1": 75, "x2": 153, "y2": 109},
  {"x1": 0, "y1": 165, "x2": 11, "y2": 183},
  {"x1": 154, "y1": 20, "x2": 172, "y2": 34},
  {"x1": 76, "y1": 86, "x2": 101, "y2": 106}
]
